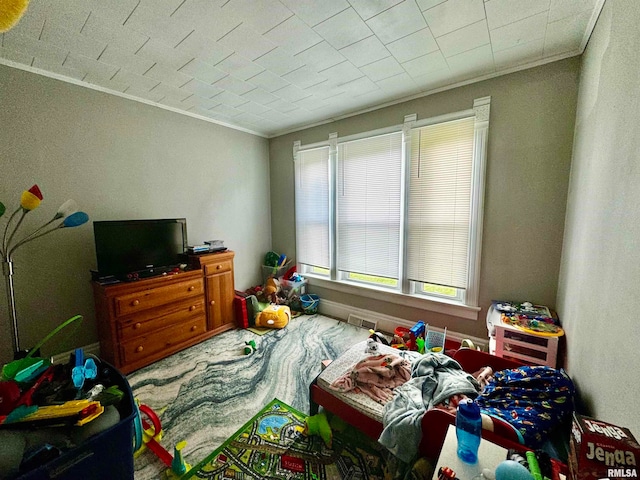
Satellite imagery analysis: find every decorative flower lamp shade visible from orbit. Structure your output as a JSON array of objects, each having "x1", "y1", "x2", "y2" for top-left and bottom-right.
[
  {"x1": 1, "y1": 185, "x2": 89, "y2": 356},
  {"x1": 0, "y1": 0, "x2": 31, "y2": 33}
]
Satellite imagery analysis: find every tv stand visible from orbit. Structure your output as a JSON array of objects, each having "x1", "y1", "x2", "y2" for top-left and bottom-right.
[{"x1": 92, "y1": 251, "x2": 236, "y2": 373}]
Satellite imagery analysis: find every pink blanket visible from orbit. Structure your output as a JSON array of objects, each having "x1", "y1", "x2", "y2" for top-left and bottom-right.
[{"x1": 329, "y1": 354, "x2": 412, "y2": 404}]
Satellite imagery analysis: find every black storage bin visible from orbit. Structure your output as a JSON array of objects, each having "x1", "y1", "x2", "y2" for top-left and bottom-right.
[{"x1": 15, "y1": 362, "x2": 135, "y2": 480}]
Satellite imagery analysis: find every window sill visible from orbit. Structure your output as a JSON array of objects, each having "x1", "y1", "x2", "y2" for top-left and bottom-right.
[{"x1": 305, "y1": 275, "x2": 481, "y2": 321}]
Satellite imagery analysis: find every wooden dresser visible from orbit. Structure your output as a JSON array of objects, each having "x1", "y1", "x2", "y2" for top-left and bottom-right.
[{"x1": 93, "y1": 251, "x2": 236, "y2": 373}]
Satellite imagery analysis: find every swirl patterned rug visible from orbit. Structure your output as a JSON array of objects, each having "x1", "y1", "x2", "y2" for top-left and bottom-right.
[{"x1": 128, "y1": 314, "x2": 370, "y2": 480}]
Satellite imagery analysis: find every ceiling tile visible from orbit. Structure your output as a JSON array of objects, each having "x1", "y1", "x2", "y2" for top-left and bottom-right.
[
  {"x1": 213, "y1": 90, "x2": 250, "y2": 108},
  {"x1": 422, "y1": 0, "x2": 486, "y2": 38},
  {"x1": 263, "y1": 15, "x2": 323, "y2": 55},
  {"x1": 349, "y1": 0, "x2": 404, "y2": 21},
  {"x1": 5, "y1": 0, "x2": 47, "y2": 39},
  {"x1": 136, "y1": 38, "x2": 194, "y2": 71},
  {"x1": 402, "y1": 50, "x2": 448, "y2": 78},
  {"x1": 273, "y1": 84, "x2": 312, "y2": 103},
  {"x1": 3, "y1": 32, "x2": 68, "y2": 66},
  {"x1": 32, "y1": 56, "x2": 86, "y2": 81},
  {"x1": 268, "y1": 98, "x2": 301, "y2": 113},
  {"x1": 282, "y1": 66, "x2": 328, "y2": 89},
  {"x1": 209, "y1": 103, "x2": 243, "y2": 117},
  {"x1": 294, "y1": 95, "x2": 328, "y2": 111},
  {"x1": 446, "y1": 43, "x2": 495, "y2": 77},
  {"x1": 144, "y1": 62, "x2": 192, "y2": 88},
  {"x1": 375, "y1": 71, "x2": 418, "y2": 95},
  {"x1": 169, "y1": 1, "x2": 242, "y2": 39},
  {"x1": 247, "y1": 69, "x2": 290, "y2": 93},
  {"x1": 212, "y1": 75, "x2": 256, "y2": 96},
  {"x1": 81, "y1": 13, "x2": 148, "y2": 55},
  {"x1": 41, "y1": 26, "x2": 106, "y2": 60},
  {"x1": 173, "y1": 29, "x2": 234, "y2": 65},
  {"x1": 339, "y1": 75, "x2": 380, "y2": 97},
  {"x1": 493, "y1": 38, "x2": 544, "y2": 70},
  {"x1": 254, "y1": 47, "x2": 305, "y2": 76},
  {"x1": 241, "y1": 87, "x2": 280, "y2": 105},
  {"x1": 83, "y1": 0, "x2": 140, "y2": 25},
  {"x1": 214, "y1": 53, "x2": 265, "y2": 82},
  {"x1": 125, "y1": 85, "x2": 165, "y2": 103},
  {"x1": 221, "y1": 0, "x2": 294, "y2": 34},
  {"x1": 437, "y1": 20, "x2": 490, "y2": 58},
  {"x1": 181, "y1": 94, "x2": 220, "y2": 111},
  {"x1": 386, "y1": 28, "x2": 438, "y2": 64},
  {"x1": 65, "y1": 52, "x2": 119, "y2": 81},
  {"x1": 549, "y1": 0, "x2": 599, "y2": 23},
  {"x1": 278, "y1": 0, "x2": 350, "y2": 28},
  {"x1": 180, "y1": 78, "x2": 224, "y2": 99},
  {"x1": 123, "y1": 1, "x2": 195, "y2": 47},
  {"x1": 236, "y1": 101, "x2": 272, "y2": 116},
  {"x1": 217, "y1": 24, "x2": 277, "y2": 61},
  {"x1": 313, "y1": 8, "x2": 373, "y2": 50},
  {"x1": 149, "y1": 82, "x2": 186, "y2": 99},
  {"x1": 294, "y1": 41, "x2": 345, "y2": 72},
  {"x1": 544, "y1": 10, "x2": 591, "y2": 56},
  {"x1": 97, "y1": 46, "x2": 155, "y2": 76},
  {"x1": 360, "y1": 56, "x2": 405, "y2": 82},
  {"x1": 319, "y1": 61, "x2": 364, "y2": 87},
  {"x1": 489, "y1": 13, "x2": 547, "y2": 53},
  {"x1": 178, "y1": 59, "x2": 227, "y2": 84},
  {"x1": 485, "y1": 0, "x2": 551, "y2": 31},
  {"x1": 416, "y1": 0, "x2": 446, "y2": 10},
  {"x1": 339, "y1": 35, "x2": 390, "y2": 68},
  {"x1": 366, "y1": 1, "x2": 427, "y2": 45}
]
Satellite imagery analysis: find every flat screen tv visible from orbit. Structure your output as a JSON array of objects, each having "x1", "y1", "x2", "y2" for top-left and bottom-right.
[{"x1": 93, "y1": 218, "x2": 187, "y2": 279}]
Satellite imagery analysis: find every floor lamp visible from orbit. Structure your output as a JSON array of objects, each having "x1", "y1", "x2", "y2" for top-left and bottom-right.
[{"x1": 1, "y1": 185, "x2": 89, "y2": 357}]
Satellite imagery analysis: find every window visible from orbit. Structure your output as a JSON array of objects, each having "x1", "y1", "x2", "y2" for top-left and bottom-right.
[{"x1": 294, "y1": 97, "x2": 490, "y2": 308}]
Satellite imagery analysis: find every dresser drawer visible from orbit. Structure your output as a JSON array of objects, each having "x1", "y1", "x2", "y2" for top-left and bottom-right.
[
  {"x1": 120, "y1": 316, "x2": 207, "y2": 365},
  {"x1": 117, "y1": 299, "x2": 205, "y2": 342},
  {"x1": 204, "y1": 258, "x2": 233, "y2": 276},
  {"x1": 114, "y1": 278, "x2": 204, "y2": 317}
]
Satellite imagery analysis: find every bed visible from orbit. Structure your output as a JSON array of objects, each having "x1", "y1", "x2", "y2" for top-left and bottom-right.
[{"x1": 309, "y1": 339, "x2": 573, "y2": 463}]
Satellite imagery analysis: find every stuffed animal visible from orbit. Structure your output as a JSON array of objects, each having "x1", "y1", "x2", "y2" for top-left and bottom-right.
[
  {"x1": 254, "y1": 305, "x2": 290, "y2": 329},
  {"x1": 365, "y1": 338, "x2": 380, "y2": 354},
  {"x1": 262, "y1": 276, "x2": 281, "y2": 303},
  {"x1": 304, "y1": 412, "x2": 332, "y2": 447}
]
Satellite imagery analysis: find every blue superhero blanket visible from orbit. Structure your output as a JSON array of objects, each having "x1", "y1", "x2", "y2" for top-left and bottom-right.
[{"x1": 475, "y1": 365, "x2": 575, "y2": 447}]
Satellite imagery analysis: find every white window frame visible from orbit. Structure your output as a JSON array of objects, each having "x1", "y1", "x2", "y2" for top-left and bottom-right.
[{"x1": 293, "y1": 97, "x2": 490, "y2": 320}]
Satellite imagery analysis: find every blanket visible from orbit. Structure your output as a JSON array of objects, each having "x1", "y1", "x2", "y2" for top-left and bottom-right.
[
  {"x1": 330, "y1": 353, "x2": 413, "y2": 404},
  {"x1": 475, "y1": 365, "x2": 575, "y2": 446},
  {"x1": 378, "y1": 353, "x2": 480, "y2": 463}
]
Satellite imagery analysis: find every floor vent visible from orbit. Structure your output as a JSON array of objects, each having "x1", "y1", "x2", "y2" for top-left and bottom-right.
[{"x1": 347, "y1": 314, "x2": 377, "y2": 331}]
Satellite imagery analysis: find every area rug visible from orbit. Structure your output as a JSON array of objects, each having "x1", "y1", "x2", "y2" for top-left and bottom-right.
[{"x1": 183, "y1": 398, "x2": 389, "y2": 480}]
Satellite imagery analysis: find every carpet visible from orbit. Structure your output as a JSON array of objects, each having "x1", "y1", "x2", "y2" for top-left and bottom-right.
[
  {"x1": 128, "y1": 314, "x2": 372, "y2": 480},
  {"x1": 183, "y1": 398, "x2": 389, "y2": 480}
]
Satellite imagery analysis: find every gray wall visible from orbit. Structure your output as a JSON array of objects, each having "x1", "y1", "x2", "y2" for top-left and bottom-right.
[
  {"x1": 558, "y1": 0, "x2": 640, "y2": 434},
  {"x1": 0, "y1": 65, "x2": 270, "y2": 363},
  {"x1": 269, "y1": 58, "x2": 579, "y2": 339}
]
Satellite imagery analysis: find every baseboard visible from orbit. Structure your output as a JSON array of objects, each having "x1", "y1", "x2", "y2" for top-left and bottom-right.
[
  {"x1": 319, "y1": 299, "x2": 488, "y2": 350},
  {"x1": 51, "y1": 342, "x2": 101, "y2": 364}
]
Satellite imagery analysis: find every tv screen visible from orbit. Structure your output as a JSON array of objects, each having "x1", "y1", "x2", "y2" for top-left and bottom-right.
[{"x1": 93, "y1": 219, "x2": 187, "y2": 278}]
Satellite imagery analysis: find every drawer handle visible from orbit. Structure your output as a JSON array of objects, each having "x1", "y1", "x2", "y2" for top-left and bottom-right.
[
  {"x1": 133, "y1": 322, "x2": 142, "y2": 330},
  {"x1": 216, "y1": 264, "x2": 222, "y2": 270},
  {"x1": 210, "y1": 300, "x2": 215, "y2": 306},
  {"x1": 189, "y1": 305, "x2": 196, "y2": 311},
  {"x1": 131, "y1": 299, "x2": 140, "y2": 306},
  {"x1": 188, "y1": 286, "x2": 195, "y2": 291},
  {"x1": 135, "y1": 345, "x2": 144, "y2": 353},
  {"x1": 190, "y1": 325, "x2": 197, "y2": 332}
]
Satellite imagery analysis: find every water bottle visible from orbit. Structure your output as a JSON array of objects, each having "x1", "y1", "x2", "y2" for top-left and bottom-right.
[{"x1": 456, "y1": 398, "x2": 482, "y2": 464}]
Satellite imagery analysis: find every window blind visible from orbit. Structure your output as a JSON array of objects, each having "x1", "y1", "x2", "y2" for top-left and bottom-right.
[
  {"x1": 336, "y1": 131, "x2": 402, "y2": 279},
  {"x1": 406, "y1": 117, "x2": 475, "y2": 289},
  {"x1": 294, "y1": 146, "x2": 330, "y2": 269}
]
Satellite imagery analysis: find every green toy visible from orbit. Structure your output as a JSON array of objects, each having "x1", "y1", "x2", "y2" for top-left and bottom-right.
[{"x1": 304, "y1": 412, "x2": 332, "y2": 448}]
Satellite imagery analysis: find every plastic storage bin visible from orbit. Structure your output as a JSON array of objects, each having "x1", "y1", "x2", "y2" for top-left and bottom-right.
[
  {"x1": 16, "y1": 361, "x2": 136, "y2": 480},
  {"x1": 280, "y1": 277, "x2": 307, "y2": 298},
  {"x1": 300, "y1": 294, "x2": 320, "y2": 314},
  {"x1": 261, "y1": 260, "x2": 293, "y2": 283}
]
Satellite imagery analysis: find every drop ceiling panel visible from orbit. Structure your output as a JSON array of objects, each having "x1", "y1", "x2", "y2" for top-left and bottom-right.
[{"x1": 0, "y1": 0, "x2": 604, "y2": 137}]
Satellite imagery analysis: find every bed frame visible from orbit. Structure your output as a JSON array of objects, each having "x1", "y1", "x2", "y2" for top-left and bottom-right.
[{"x1": 309, "y1": 348, "x2": 527, "y2": 461}]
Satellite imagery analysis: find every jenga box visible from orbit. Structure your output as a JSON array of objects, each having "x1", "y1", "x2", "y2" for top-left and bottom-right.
[{"x1": 569, "y1": 412, "x2": 640, "y2": 480}]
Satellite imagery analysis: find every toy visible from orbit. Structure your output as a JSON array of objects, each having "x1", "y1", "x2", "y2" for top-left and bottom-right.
[
  {"x1": 135, "y1": 403, "x2": 191, "y2": 479},
  {"x1": 365, "y1": 338, "x2": 379, "y2": 354},
  {"x1": 255, "y1": 305, "x2": 291, "y2": 329},
  {"x1": 368, "y1": 329, "x2": 390, "y2": 346},
  {"x1": 407, "y1": 321, "x2": 426, "y2": 352},
  {"x1": 304, "y1": 412, "x2": 332, "y2": 447},
  {"x1": 425, "y1": 326, "x2": 447, "y2": 352},
  {"x1": 263, "y1": 276, "x2": 281, "y2": 304},
  {"x1": 244, "y1": 340, "x2": 257, "y2": 355}
]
